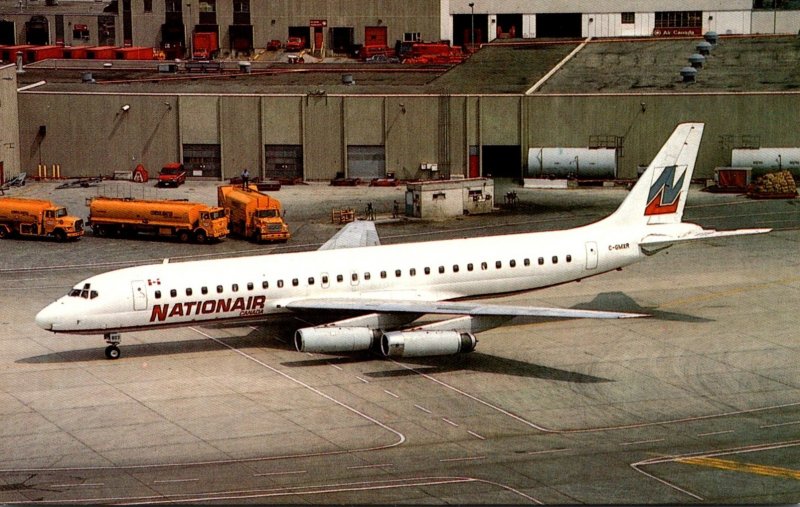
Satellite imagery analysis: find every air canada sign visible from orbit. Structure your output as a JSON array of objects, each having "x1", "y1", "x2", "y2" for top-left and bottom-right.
[{"x1": 652, "y1": 27, "x2": 702, "y2": 37}]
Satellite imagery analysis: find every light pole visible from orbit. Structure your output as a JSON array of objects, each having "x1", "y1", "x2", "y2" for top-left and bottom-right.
[
  {"x1": 186, "y1": 2, "x2": 193, "y2": 58},
  {"x1": 469, "y1": 2, "x2": 475, "y2": 49}
]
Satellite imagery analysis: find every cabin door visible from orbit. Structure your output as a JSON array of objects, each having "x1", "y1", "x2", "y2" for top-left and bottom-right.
[
  {"x1": 585, "y1": 242, "x2": 598, "y2": 270},
  {"x1": 131, "y1": 280, "x2": 148, "y2": 310}
]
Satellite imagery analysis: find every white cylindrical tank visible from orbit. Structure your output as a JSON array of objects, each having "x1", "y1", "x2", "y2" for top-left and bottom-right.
[
  {"x1": 526, "y1": 147, "x2": 616, "y2": 179},
  {"x1": 731, "y1": 148, "x2": 800, "y2": 176}
]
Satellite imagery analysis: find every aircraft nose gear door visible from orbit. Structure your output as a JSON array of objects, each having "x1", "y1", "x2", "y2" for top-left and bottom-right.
[
  {"x1": 131, "y1": 280, "x2": 148, "y2": 310},
  {"x1": 585, "y1": 242, "x2": 598, "y2": 270}
]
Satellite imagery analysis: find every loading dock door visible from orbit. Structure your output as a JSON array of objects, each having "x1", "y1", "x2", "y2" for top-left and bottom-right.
[
  {"x1": 481, "y1": 145, "x2": 521, "y2": 179},
  {"x1": 265, "y1": 145, "x2": 303, "y2": 180},
  {"x1": 364, "y1": 26, "x2": 387, "y2": 47},
  {"x1": 536, "y1": 13, "x2": 582, "y2": 38},
  {"x1": 348, "y1": 146, "x2": 385, "y2": 179}
]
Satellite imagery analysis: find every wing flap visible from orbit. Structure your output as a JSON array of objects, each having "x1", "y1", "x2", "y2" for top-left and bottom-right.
[{"x1": 285, "y1": 298, "x2": 645, "y2": 319}]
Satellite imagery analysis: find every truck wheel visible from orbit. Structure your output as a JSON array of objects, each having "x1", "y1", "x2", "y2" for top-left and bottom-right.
[
  {"x1": 53, "y1": 229, "x2": 67, "y2": 242},
  {"x1": 194, "y1": 230, "x2": 207, "y2": 244},
  {"x1": 178, "y1": 230, "x2": 191, "y2": 243},
  {"x1": 92, "y1": 225, "x2": 105, "y2": 236}
]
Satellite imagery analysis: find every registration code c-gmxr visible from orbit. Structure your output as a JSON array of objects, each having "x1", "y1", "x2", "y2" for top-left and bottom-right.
[{"x1": 608, "y1": 242, "x2": 630, "y2": 251}]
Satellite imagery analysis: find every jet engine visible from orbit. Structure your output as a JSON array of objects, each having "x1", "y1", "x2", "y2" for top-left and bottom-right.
[
  {"x1": 295, "y1": 326, "x2": 378, "y2": 353},
  {"x1": 380, "y1": 330, "x2": 477, "y2": 358}
]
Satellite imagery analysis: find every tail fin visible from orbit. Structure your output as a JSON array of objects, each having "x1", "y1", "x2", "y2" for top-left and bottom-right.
[{"x1": 606, "y1": 123, "x2": 704, "y2": 227}]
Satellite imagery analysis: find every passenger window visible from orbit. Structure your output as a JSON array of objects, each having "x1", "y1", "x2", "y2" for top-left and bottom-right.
[
  {"x1": 438, "y1": 266, "x2": 445, "y2": 274},
  {"x1": 424, "y1": 267, "x2": 430, "y2": 275},
  {"x1": 538, "y1": 257, "x2": 544, "y2": 265},
  {"x1": 395, "y1": 269, "x2": 401, "y2": 277},
  {"x1": 453, "y1": 265, "x2": 459, "y2": 273},
  {"x1": 292, "y1": 279, "x2": 299, "y2": 286},
  {"x1": 351, "y1": 273, "x2": 358, "y2": 282},
  {"x1": 467, "y1": 263, "x2": 473, "y2": 271},
  {"x1": 552, "y1": 256, "x2": 558, "y2": 264},
  {"x1": 262, "y1": 281, "x2": 269, "y2": 289},
  {"x1": 524, "y1": 258, "x2": 530, "y2": 266},
  {"x1": 170, "y1": 289, "x2": 177, "y2": 297},
  {"x1": 337, "y1": 274, "x2": 343, "y2": 282},
  {"x1": 186, "y1": 288, "x2": 193, "y2": 296},
  {"x1": 566, "y1": 254, "x2": 572, "y2": 263},
  {"x1": 277, "y1": 280, "x2": 284, "y2": 288},
  {"x1": 217, "y1": 285, "x2": 223, "y2": 293},
  {"x1": 155, "y1": 290, "x2": 161, "y2": 299},
  {"x1": 202, "y1": 286, "x2": 208, "y2": 294},
  {"x1": 381, "y1": 271, "x2": 387, "y2": 279},
  {"x1": 410, "y1": 268, "x2": 416, "y2": 276},
  {"x1": 247, "y1": 282, "x2": 254, "y2": 290},
  {"x1": 481, "y1": 262, "x2": 488, "y2": 270},
  {"x1": 308, "y1": 277, "x2": 315, "y2": 285},
  {"x1": 364, "y1": 272, "x2": 371, "y2": 280},
  {"x1": 495, "y1": 261, "x2": 502, "y2": 269},
  {"x1": 321, "y1": 276, "x2": 328, "y2": 285},
  {"x1": 232, "y1": 284, "x2": 239, "y2": 292},
  {"x1": 510, "y1": 260, "x2": 516, "y2": 268}
]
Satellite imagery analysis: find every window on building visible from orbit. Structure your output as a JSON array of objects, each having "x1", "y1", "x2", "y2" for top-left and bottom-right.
[
  {"x1": 403, "y1": 32, "x2": 421, "y2": 42},
  {"x1": 654, "y1": 11, "x2": 702, "y2": 29},
  {"x1": 143, "y1": 0, "x2": 152, "y2": 13},
  {"x1": 72, "y1": 24, "x2": 90, "y2": 40},
  {"x1": 621, "y1": 12, "x2": 635, "y2": 24},
  {"x1": 199, "y1": 0, "x2": 216, "y2": 24},
  {"x1": 233, "y1": 0, "x2": 250, "y2": 24}
]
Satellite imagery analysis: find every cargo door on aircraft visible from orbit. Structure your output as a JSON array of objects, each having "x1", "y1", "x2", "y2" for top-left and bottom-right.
[
  {"x1": 131, "y1": 281, "x2": 148, "y2": 310},
  {"x1": 585, "y1": 242, "x2": 598, "y2": 270}
]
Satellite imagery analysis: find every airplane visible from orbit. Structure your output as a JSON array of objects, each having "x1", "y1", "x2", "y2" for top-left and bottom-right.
[{"x1": 35, "y1": 123, "x2": 770, "y2": 360}]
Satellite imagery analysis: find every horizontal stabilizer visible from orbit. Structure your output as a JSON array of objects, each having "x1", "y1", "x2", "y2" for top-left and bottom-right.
[
  {"x1": 318, "y1": 220, "x2": 380, "y2": 250},
  {"x1": 285, "y1": 298, "x2": 646, "y2": 319},
  {"x1": 640, "y1": 227, "x2": 771, "y2": 252}
]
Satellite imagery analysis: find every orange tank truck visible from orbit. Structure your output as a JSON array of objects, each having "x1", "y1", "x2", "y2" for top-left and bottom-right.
[
  {"x1": 87, "y1": 197, "x2": 228, "y2": 243},
  {"x1": 0, "y1": 197, "x2": 84, "y2": 241},
  {"x1": 217, "y1": 185, "x2": 290, "y2": 242}
]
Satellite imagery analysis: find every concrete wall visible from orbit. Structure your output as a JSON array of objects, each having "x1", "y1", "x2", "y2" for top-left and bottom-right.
[
  {"x1": 0, "y1": 64, "x2": 20, "y2": 181},
  {"x1": 751, "y1": 10, "x2": 800, "y2": 34},
  {"x1": 17, "y1": 90, "x2": 800, "y2": 182}
]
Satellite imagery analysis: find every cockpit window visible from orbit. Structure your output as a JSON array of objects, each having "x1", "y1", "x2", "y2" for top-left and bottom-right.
[
  {"x1": 68, "y1": 282, "x2": 97, "y2": 299},
  {"x1": 56, "y1": 208, "x2": 67, "y2": 218}
]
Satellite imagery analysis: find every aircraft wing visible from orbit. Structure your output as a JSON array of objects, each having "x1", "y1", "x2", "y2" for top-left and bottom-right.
[
  {"x1": 640, "y1": 227, "x2": 771, "y2": 252},
  {"x1": 284, "y1": 298, "x2": 645, "y2": 319},
  {"x1": 318, "y1": 221, "x2": 380, "y2": 250}
]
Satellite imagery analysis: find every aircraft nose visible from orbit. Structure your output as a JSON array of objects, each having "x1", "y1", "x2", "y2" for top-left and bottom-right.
[{"x1": 35, "y1": 303, "x2": 60, "y2": 331}]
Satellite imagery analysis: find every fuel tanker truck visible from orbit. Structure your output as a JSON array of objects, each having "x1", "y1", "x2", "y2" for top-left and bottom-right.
[
  {"x1": 0, "y1": 197, "x2": 84, "y2": 241},
  {"x1": 87, "y1": 197, "x2": 228, "y2": 243},
  {"x1": 217, "y1": 185, "x2": 290, "y2": 242}
]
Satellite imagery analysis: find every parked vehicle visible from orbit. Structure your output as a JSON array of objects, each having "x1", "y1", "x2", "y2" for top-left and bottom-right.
[
  {"x1": 157, "y1": 163, "x2": 186, "y2": 187},
  {"x1": 285, "y1": 36, "x2": 305, "y2": 51},
  {"x1": 218, "y1": 185, "x2": 290, "y2": 242},
  {"x1": 88, "y1": 197, "x2": 228, "y2": 243},
  {"x1": 0, "y1": 197, "x2": 84, "y2": 241}
]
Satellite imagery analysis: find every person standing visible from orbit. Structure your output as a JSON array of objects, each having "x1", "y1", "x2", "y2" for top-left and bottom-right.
[{"x1": 241, "y1": 168, "x2": 250, "y2": 189}]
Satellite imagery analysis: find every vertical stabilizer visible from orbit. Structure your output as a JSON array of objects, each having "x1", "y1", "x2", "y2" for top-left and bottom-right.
[{"x1": 606, "y1": 123, "x2": 704, "y2": 227}]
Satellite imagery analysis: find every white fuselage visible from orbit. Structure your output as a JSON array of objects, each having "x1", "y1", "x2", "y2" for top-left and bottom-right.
[{"x1": 35, "y1": 218, "x2": 652, "y2": 336}]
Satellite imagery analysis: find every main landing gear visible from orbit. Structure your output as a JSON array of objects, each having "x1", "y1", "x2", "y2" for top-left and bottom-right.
[{"x1": 104, "y1": 332, "x2": 121, "y2": 360}]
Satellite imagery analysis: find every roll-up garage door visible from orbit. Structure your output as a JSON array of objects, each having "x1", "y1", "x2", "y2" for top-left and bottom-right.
[{"x1": 347, "y1": 145, "x2": 385, "y2": 179}]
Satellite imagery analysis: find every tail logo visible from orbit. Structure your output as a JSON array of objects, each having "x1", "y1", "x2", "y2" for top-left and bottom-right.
[{"x1": 645, "y1": 165, "x2": 685, "y2": 216}]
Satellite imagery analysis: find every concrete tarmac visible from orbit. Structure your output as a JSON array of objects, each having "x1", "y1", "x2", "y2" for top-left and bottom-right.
[{"x1": 1, "y1": 180, "x2": 798, "y2": 503}]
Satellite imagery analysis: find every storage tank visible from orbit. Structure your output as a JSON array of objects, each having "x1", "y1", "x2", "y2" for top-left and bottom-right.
[
  {"x1": 731, "y1": 148, "x2": 800, "y2": 177},
  {"x1": 526, "y1": 147, "x2": 616, "y2": 179}
]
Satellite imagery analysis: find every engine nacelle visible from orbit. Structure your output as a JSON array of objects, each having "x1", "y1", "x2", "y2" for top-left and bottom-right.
[
  {"x1": 294, "y1": 326, "x2": 377, "y2": 353},
  {"x1": 380, "y1": 330, "x2": 477, "y2": 358}
]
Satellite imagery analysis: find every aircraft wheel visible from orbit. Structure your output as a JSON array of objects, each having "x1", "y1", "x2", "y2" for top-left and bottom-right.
[{"x1": 105, "y1": 345, "x2": 121, "y2": 360}]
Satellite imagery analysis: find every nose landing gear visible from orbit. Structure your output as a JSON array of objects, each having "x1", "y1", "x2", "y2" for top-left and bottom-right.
[{"x1": 104, "y1": 332, "x2": 122, "y2": 359}]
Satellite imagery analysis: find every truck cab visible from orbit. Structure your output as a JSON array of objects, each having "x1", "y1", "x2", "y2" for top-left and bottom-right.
[{"x1": 157, "y1": 163, "x2": 186, "y2": 187}]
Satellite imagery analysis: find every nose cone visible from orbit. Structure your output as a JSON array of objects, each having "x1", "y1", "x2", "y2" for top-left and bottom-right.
[{"x1": 35, "y1": 302, "x2": 60, "y2": 331}]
